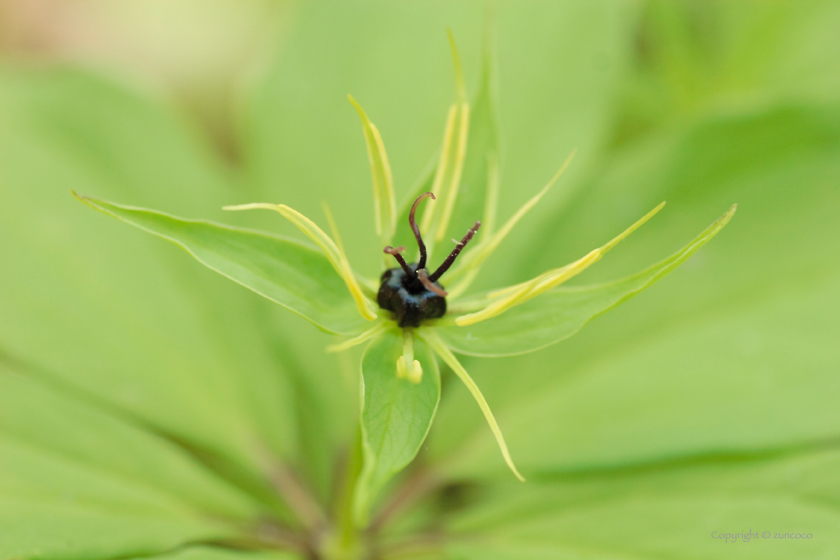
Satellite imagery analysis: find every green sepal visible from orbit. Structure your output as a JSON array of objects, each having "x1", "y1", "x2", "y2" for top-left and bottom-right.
[
  {"x1": 439, "y1": 205, "x2": 736, "y2": 356},
  {"x1": 354, "y1": 329, "x2": 440, "y2": 524},
  {"x1": 76, "y1": 195, "x2": 368, "y2": 335}
]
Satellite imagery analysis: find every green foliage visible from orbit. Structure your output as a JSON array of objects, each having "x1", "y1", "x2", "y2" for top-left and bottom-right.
[
  {"x1": 76, "y1": 196, "x2": 367, "y2": 335},
  {"x1": 356, "y1": 330, "x2": 440, "y2": 523},
  {"x1": 438, "y1": 203, "x2": 736, "y2": 356},
  {"x1": 1, "y1": 1, "x2": 839, "y2": 559},
  {"x1": 446, "y1": 449, "x2": 840, "y2": 559},
  {"x1": 0, "y1": 367, "x2": 253, "y2": 559}
]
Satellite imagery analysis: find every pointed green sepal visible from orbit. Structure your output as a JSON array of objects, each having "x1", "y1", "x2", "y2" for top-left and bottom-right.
[
  {"x1": 75, "y1": 194, "x2": 369, "y2": 335},
  {"x1": 439, "y1": 205, "x2": 737, "y2": 356},
  {"x1": 354, "y1": 328, "x2": 441, "y2": 524}
]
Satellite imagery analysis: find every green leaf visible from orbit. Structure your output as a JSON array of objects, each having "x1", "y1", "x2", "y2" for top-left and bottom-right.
[
  {"x1": 132, "y1": 547, "x2": 301, "y2": 560},
  {"x1": 0, "y1": 500, "x2": 223, "y2": 560},
  {"x1": 354, "y1": 329, "x2": 440, "y2": 524},
  {"x1": 438, "y1": 204, "x2": 735, "y2": 356},
  {"x1": 625, "y1": 1, "x2": 840, "y2": 132},
  {"x1": 0, "y1": 367, "x2": 258, "y2": 559},
  {"x1": 77, "y1": 195, "x2": 368, "y2": 336},
  {"x1": 430, "y1": 104, "x2": 840, "y2": 480},
  {"x1": 447, "y1": 448, "x2": 840, "y2": 560},
  {"x1": 0, "y1": 68, "x2": 301, "y2": 487}
]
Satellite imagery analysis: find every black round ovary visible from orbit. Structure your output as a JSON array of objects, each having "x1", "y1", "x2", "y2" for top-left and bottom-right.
[
  {"x1": 377, "y1": 264, "x2": 446, "y2": 328},
  {"x1": 377, "y1": 192, "x2": 479, "y2": 328}
]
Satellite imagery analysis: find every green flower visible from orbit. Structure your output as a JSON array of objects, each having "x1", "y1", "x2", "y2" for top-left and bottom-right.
[{"x1": 76, "y1": 34, "x2": 735, "y2": 523}]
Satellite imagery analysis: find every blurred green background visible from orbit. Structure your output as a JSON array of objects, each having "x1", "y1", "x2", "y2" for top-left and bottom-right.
[{"x1": 1, "y1": 1, "x2": 839, "y2": 558}]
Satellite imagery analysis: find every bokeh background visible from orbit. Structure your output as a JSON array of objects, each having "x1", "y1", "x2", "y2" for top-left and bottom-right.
[{"x1": 1, "y1": 1, "x2": 839, "y2": 557}]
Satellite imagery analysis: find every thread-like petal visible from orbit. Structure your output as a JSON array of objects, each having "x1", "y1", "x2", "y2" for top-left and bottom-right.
[{"x1": 423, "y1": 331, "x2": 525, "y2": 482}]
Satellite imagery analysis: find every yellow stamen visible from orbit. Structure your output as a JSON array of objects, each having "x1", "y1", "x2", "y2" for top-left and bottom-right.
[
  {"x1": 223, "y1": 202, "x2": 377, "y2": 321},
  {"x1": 396, "y1": 329, "x2": 423, "y2": 384},
  {"x1": 456, "y1": 250, "x2": 600, "y2": 326},
  {"x1": 396, "y1": 356, "x2": 423, "y2": 384},
  {"x1": 421, "y1": 33, "x2": 471, "y2": 254},
  {"x1": 455, "y1": 201, "x2": 666, "y2": 327},
  {"x1": 348, "y1": 95, "x2": 397, "y2": 243},
  {"x1": 424, "y1": 331, "x2": 525, "y2": 482}
]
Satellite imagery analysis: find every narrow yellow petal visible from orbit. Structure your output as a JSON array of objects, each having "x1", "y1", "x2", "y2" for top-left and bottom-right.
[
  {"x1": 601, "y1": 201, "x2": 665, "y2": 252},
  {"x1": 424, "y1": 331, "x2": 525, "y2": 482},
  {"x1": 224, "y1": 202, "x2": 377, "y2": 321},
  {"x1": 348, "y1": 95, "x2": 397, "y2": 242},
  {"x1": 326, "y1": 322, "x2": 388, "y2": 353},
  {"x1": 455, "y1": 201, "x2": 666, "y2": 327},
  {"x1": 445, "y1": 150, "x2": 577, "y2": 289}
]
